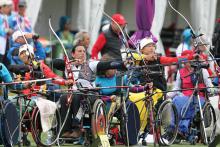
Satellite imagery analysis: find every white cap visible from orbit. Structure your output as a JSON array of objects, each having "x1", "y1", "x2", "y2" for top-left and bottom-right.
[
  {"x1": 196, "y1": 34, "x2": 210, "y2": 45},
  {"x1": 19, "y1": 44, "x2": 34, "y2": 56},
  {"x1": 0, "y1": 0, "x2": 13, "y2": 6},
  {"x1": 139, "y1": 37, "x2": 155, "y2": 50},
  {"x1": 12, "y1": 30, "x2": 28, "y2": 42}
]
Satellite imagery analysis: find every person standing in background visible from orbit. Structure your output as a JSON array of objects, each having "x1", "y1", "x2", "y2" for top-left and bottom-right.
[
  {"x1": 0, "y1": 0, "x2": 14, "y2": 63},
  {"x1": 73, "y1": 31, "x2": 90, "y2": 59},
  {"x1": 176, "y1": 28, "x2": 193, "y2": 57},
  {"x1": 91, "y1": 13, "x2": 127, "y2": 60},
  {"x1": 14, "y1": 0, "x2": 32, "y2": 33}
]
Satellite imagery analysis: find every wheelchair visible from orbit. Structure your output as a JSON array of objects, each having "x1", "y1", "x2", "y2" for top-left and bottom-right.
[
  {"x1": 169, "y1": 93, "x2": 216, "y2": 145},
  {"x1": 57, "y1": 83, "x2": 109, "y2": 147},
  {"x1": 8, "y1": 89, "x2": 61, "y2": 147},
  {"x1": 129, "y1": 88, "x2": 179, "y2": 146}
]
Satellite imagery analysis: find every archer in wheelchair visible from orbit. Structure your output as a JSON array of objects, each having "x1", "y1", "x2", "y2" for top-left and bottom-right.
[
  {"x1": 55, "y1": 46, "x2": 129, "y2": 146},
  {"x1": 4, "y1": 43, "x2": 74, "y2": 147},
  {"x1": 167, "y1": 49, "x2": 218, "y2": 145}
]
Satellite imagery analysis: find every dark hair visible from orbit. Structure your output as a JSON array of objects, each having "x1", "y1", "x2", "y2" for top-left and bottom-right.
[{"x1": 72, "y1": 45, "x2": 85, "y2": 53}]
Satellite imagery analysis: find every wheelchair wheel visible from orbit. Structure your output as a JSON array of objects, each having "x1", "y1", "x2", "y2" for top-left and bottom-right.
[
  {"x1": 31, "y1": 107, "x2": 61, "y2": 146},
  {"x1": 200, "y1": 102, "x2": 216, "y2": 145},
  {"x1": 156, "y1": 99, "x2": 178, "y2": 146},
  {"x1": 91, "y1": 99, "x2": 107, "y2": 145}
]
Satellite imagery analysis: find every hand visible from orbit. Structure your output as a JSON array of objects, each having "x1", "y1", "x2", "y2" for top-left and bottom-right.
[
  {"x1": 144, "y1": 82, "x2": 153, "y2": 89},
  {"x1": 32, "y1": 33, "x2": 40, "y2": 40},
  {"x1": 64, "y1": 79, "x2": 75, "y2": 86},
  {"x1": 6, "y1": 28, "x2": 13, "y2": 35},
  {"x1": 23, "y1": 82, "x2": 35, "y2": 89}
]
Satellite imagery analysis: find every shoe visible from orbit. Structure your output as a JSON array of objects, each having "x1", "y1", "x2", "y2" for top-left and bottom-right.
[{"x1": 70, "y1": 128, "x2": 82, "y2": 138}]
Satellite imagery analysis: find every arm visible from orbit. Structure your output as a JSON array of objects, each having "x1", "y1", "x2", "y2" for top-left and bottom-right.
[
  {"x1": 0, "y1": 63, "x2": 24, "y2": 90},
  {"x1": 40, "y1": 62, "x2": 66, "y2": 85},
  {"x1": 159, "y1": 54, "x2": 194, "y2": 64},
  {"x1": 91, "y1": 33, "x2": 106, "y2": 59},
  {"x1": 34, "y1": 41, "x2": 46, "y2": 60},
  {"x1": 202, "y1": 69, "x2": 217, "y2": 94}
]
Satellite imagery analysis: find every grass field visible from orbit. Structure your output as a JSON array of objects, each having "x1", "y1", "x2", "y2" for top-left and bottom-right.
[{"x1": 10, "y1": 135, "x2": 219, "y2": 147}]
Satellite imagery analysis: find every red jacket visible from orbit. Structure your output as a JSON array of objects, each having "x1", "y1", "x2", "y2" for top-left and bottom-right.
[
  {"x1": 91, "y1": 33, "x2": 106, "y2": 59},
  {"x1": 179, "y1": 67, "x2": 206, "y2": 97},
  {"x1": 22, "y1": 61, "x2": 66, "y2": 95},
  {"x1": 159, "y1": 55, "x2": 194, "y2": 64}
]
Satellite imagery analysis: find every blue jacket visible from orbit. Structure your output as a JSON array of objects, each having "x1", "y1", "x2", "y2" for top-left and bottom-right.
[{"x1": 7, "y1": 43, "x2": 23, "y2": 65}]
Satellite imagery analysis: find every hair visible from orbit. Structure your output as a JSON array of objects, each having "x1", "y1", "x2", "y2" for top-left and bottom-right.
[
  {"x1": 59, "y1": 16, "x2": 71, "y2": 31},
  {"x1": 73, "y1": 31, "x2": 88, "y2": 47},
  {"x1": 71, "y1": 45, "x2": 85, "y2": 53}
]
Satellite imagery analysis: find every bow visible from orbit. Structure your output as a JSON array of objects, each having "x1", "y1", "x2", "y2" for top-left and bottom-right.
[
  {"x1": 48, "y1": 18, "x2": 74, "y2": 104},
  {"x1": 48, "y1": 18, "x2": 76, "y2": 146},
  {"x1": 168, "y1": 0, "x2": 219, "y2": 144}
]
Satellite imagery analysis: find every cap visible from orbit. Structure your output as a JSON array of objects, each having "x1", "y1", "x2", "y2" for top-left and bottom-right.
[
  {"x1": 19, "y1": 44, "x2": 34, "y2": 56},
  {"x1": 12, "y1": 30, "x2": 28, "y2": 42},
  {"x1": 181, "y1": 50, "x2": 193, "y2": 56},
  {"x1": 18, "y1": 0, "x2": 27, "y2": 7},
  {"x1": 139, "y1": 37, "x2": 155, "y2": 50},
  {"x1": 196, "y1": 34, "x2": 210, "y2": 45},
  {"x1": 111, "y1": 13, "x2": 127, "y2": 25},
  {"x1": 0, "y1": 0, "x2": 13, "y2": 6}
]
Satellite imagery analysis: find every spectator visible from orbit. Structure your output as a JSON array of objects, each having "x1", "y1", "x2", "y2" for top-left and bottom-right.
[
  {"x1": 91, "y1": 13, "x2": 127, "y2": 60},
  {"x1": 14, "y1": 0, "x2": 32, "y2": 32},
  {"x1": 176, "y1": 28, "x2": 193, "y2": 57},
  {"x1": 73, "y1": 31, "x2": 90, "y2": 58},
  {"x1": 0, "y1": 0, "x2": 14, "y2": 63}
]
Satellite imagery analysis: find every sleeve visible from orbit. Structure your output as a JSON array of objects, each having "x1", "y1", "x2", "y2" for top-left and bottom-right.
[
  {"x1": 34, "y1": 41, "x2": 46, "y2": 60},
  {"x1": 0, "y1": 63, "x2": 22, "y2": 90},
  {"x1": 88, "y1": 61, "x2": 99, "y2": 73},
  {"x1": 1, "y1": 63, "x2": 13, "y2": 83},
  {"x1": 130, "y1": 53, "x2": 145, "y2": 60},
  {"x1": 6, "y1": 48, "x2": 13, "y2": 64},
  {"x1": 0, "y1": 19, "x2": 7, "y2": 37},
  {"x1": 96, "y1": 61, "x2": 126, "y2": 71},
  {"x1": 40, "y1": 62, "x2": 66, "y2": 85},
  {"x1": 202, "y1": 69, "x2": 215, "y2": 93},
  {"x1": 159, "y1": 55, "x2": 193, "y2": 64},
  {"x1": 91, "y1": 33, "x2": 106, "y2": 59}
]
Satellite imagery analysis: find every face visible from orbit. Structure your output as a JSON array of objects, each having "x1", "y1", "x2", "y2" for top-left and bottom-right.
[
  {"x1": 1, "y1": 5, "x2": 11, "y2": 15},
  {"x1": 81, "y1": 33, "x2": 90, "y2": 48},
  {"x1": 111, "y1": 22, "x2": 126, "y2": 34},
  {"x1": 64, "y1": 22, "x2": 71, "y2": 31},
  {"x1": 105, "y1": 69, "x2": 116, "y2": 78},
  {"x1": 15, "y1": 36, "x2": 26, "y2": 44},
  {"x1": 19, "y1": 51, "x2": 30, "y2": 64},
  {"x1": 18, "y1": 6, "x2": 26, "y2": 16},
  {"x1": 184, "y1": 62, "x2": 191, "y2": 68},
  {"x1": 141, "y1": 43, "x2": 156, "y2": 55},
  {"x1": 72, "y1": 46, "x2": 86, "y2": 63},
  {"x1": 198, "y1": 44, "x2": 208, "y2": 52}
]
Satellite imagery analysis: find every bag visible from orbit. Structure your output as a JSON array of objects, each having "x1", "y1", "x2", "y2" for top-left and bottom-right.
[{"x1": 123, "y1": 100, "x2": 140, "y2": 145}]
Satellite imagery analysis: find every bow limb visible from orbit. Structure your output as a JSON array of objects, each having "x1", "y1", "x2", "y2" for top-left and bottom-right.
[
  {"x1": 168, "y1": 0, "x2": 219, "y2": 68},
  {"x1": 48, "y1": 18, "x2": 70, "y2": 62}
]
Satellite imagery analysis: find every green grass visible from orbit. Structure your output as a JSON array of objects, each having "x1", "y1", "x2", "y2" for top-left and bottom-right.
[{"x1": 24, "y1": 134, "x2": 220, "y2": 147}]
